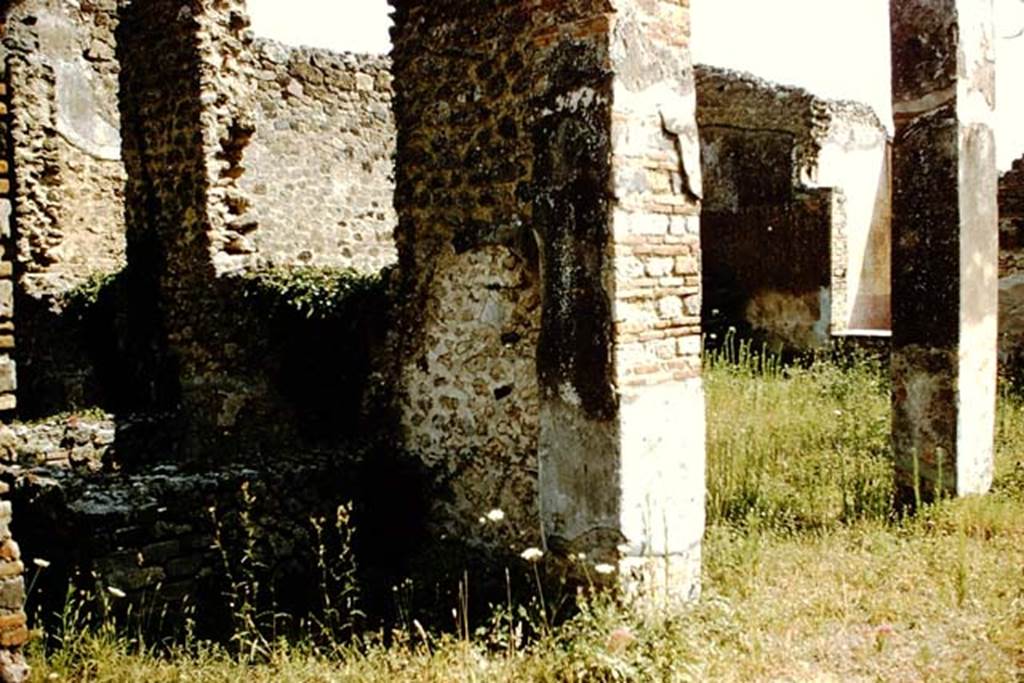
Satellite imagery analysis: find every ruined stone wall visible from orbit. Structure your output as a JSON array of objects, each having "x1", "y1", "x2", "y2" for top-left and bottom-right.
[
  {"x1": 6, "y1": 454, "x2": 373, "y2": 641},
  {"x1": 0, "y1": 27, "x2": 16, "y2": 415},
  {"x1": 3, "y1": 0, "x2": 125, "y2": 297},
  {"x1": 0, "y1": 482, "x2": 27, "y2": 683},
  {"x1": 2, "y1": 0, "x2": 127, "y2": 416},
  {"x1": 999, "y1": 158, "x2": 1024, "y2": 276},
  {"x1": 696, "y1": 65, "x2": 891, "y2": 348},
  {"x1": 0, "y1": 412, "x2": 114, "y2": 469},
  {"x1": 118, "y1": 1, "x2": 402, "y2": 454},
  {"x1": 117, "y1": 0, "x2": 271, "y2": 450},
  {"x1": 241, "y1": 40, "x2": 396, "y2": 273}
]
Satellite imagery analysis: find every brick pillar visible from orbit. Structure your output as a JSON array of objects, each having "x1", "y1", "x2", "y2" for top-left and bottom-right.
[
  {"x1": 0, "y1": 23, "x2": 30, "y2": 680},
  {"x1": 890, "y1": 0, "x2": 998, "y2": 501},
  {"x1": 391, "y1": 0, "x2": 704, "y2": 603},
  {"x1": 535, "y1": 0, "x2": 704, "y2": 604}
]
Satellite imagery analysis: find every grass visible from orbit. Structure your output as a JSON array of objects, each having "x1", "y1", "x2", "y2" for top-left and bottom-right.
[{"x1": 26, "y1": 348, "x2": 1024, "y2": 681}]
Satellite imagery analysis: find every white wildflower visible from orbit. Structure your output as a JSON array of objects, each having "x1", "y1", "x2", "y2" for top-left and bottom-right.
[
  {"x1": 520, "y1": 547, "x2": 543, "y2": 562},
  {"x1": 485, "y1": 509, "x2": 505, "y2": 523},
  {"x1": 33, "y1": 558, "x2": 51, "y2": 569},
  {"x1": 107, "y1": 586, "x2": 127, "y2": 599},
  {"x1": 594, "y1": 563, "x2": 616, "y2": 576}
]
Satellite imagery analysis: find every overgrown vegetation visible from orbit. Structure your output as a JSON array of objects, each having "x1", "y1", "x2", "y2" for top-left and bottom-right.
[
  {"x1": 234, "y1": 265, "x2": 392, "y2": 438},
  {"x1": 240, "y1": 265, "x2": 389, "y2": 320},
  {"x1": 705, "y1": 340, "x2": 894, "y2": 529},
  {"x1": 25, "y1": 348, "x2": 1024, "y2": 681}
]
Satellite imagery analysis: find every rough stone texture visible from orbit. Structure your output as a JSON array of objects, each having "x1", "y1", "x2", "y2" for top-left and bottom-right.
[
  {"x1": 0, "y1": 1, "x2": 400, "y2": 420},
  {"x1": 117, "y1": 0, "x2": 277, "y2": 453},
  {"x1": 4, "y1": 452, "x2": 379, "y2": 640},
  {"x1": 0, "y1": 483, "x2": 27, "y2": 683},
  {"x1": 390, "y1": 0, "x2": 705, "y2": 603},
  {"x1": 602, "y1": 0, "x2": 704, "y2": 604},
  {"x1": 3, "y1": 0, "x2": 125, "y2": 295},
  {"x1": 241, "y1": 40, "x2": 396, "y2": 273},
  {"x1": 890, "y1": 0, "x2": 998, "y2": 501},
  {"x1": 388, "y1": 0, "x2": 545, "y2": 549},
  {"x1": 1, "y1": 0, "x2": 127, "y2": 415},
  {"x1": 0, "y1": 17, "x2": 17, "y2": 416},
  {"x1": 696, "y1": 65, "x2": 891, "y2": 348},
  {"x1": 999, "y1": 156, "x2": 1024, "y2": 277},
  {"x1": 118, "y1": 0, "x2": 401, "y2": 455},
  {"x1": 997, "y1": 157, "x2": 1024, "y2": 369},
  {"x1": 0, "y1": 412, "x2": 114, "y2": 469}
]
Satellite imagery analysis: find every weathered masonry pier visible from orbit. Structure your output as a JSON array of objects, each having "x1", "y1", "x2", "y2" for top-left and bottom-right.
[
  {"x1": 890, "y1": 0, "x2": 998, "y2": 503},
  {"x1": 389, "y1": 0, "x2": 707, "y2": 601}
]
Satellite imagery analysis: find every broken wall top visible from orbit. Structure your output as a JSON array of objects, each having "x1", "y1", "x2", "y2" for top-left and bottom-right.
[{"x1": 696, "y1": 64, "x2": 888, "y2": 179}]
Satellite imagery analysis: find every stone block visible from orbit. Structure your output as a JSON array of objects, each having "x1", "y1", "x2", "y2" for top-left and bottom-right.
[
  {"x1": 0, "y1": 542, "x2": 18, "y2": 563},
  {"x1": 0, "y1": 563, "x2": 22, "y2": 581},
  {"x1": 0, "y1": 625, "x2": 28, "y2": 649},
  {"x1": 0, "y1": 578, "x2": 24, "y2": 610},
  {"x1": 140, "y1": 540, "x2": 181, "y2": 566},
  {"x1": 0, "y1": 360, "x2": 16, "y2": 395},
  {"x1": 0, "y1": 284, "x2": 11, "y2": 322}
]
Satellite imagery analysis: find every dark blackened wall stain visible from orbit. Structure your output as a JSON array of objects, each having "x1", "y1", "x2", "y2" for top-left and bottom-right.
[{"x1": 531, "y1": 40, "x2": 617, "y2": 423}]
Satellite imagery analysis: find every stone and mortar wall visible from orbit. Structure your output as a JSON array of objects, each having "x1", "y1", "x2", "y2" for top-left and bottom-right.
[
  {"x1": 696, "y1": 65, "x2": 891, "y2": 348},
  {"x1": 0, "y1": 33, "x2": 16, "y2": 414},
  {"x1": 4, "y1": 454, "x2": 372, "y2": 640},
  {"x1": 240, "y1": 40, "x2": 396, "y2": 273},
  {"x1": 118, "y1": 0, "x2": 276, "y2": 452},
  {"x1": 2, "y1": 0, "x2": 127, "y2": 415},
  {"x1": 389, "y1": 0, "x2": 544, "y2": 548},
  {"x1": 995, "y1": 158, "x2": 1024, "y2": 368},
  {"x1": 119, "y1": 0, "x2": 400, "y2": 454},
  {"x1": 0, "y1": 482, "x2": 27, "y2": 683},
  {"x1": 999, "y1": 157, "x2": 1024, "y2": 275},
  {"x1": 0, "y1": 19, "x2": 27, "y2": 682},
  {"x1": 391, "y1": 0, "x2": 706, "y2": 602},
  {"x1": 3, "y1": 0, "x2": 126, "y2": 299},
  {"x1": 601, "y1": 0, "x2": 705, "y2": 600},
  {"x1": 0, "y1": 412, "x2": 114, "y2": 469}
]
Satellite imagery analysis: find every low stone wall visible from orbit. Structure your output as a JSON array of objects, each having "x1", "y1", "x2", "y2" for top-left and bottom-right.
[
  {"x1": 4, "y1": 441, "x2": 432, "y2": 640},
  {"x1": 0, "y1": 413, "x2": 114, "y2": 469}
]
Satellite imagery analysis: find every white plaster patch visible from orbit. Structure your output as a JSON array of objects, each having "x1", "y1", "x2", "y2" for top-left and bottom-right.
[{"x1": 618, "y1": 379, "x2": 706, "y2": 557}]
